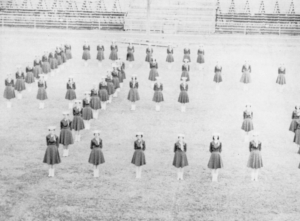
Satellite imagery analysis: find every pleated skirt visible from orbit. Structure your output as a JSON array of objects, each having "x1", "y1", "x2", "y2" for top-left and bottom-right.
[
  {"x1": 153, "y1": 91, "x2": 164, "y2": 102},
  {"x1": 43, "y1": 145, "x2": 61, "y2": 165},
  {"x1": 128, "y1": 88, "x2": 140, "y2": 102},
  {"x1": 183, "y1": 54, "x2": 191, "y2": 62},
  {"x1": 57, "y1": 55, "x2": 63, "y2": 65},
  {"x1": 213, "y1": 72, "x2": 222, "y2": 83},
  {"x1": 240, "y1": 72, "x2": 251, "y2": 84},
  {"x1": 197, "y1": 54, "x2": 205, "y2": 64},
  {"x1": 118, "y1": 73, "x2": 124, "y2": 83},
  {"x1": 208, "y1": 152, "x2": 223, "y2": 169},
  {"x1": 72, "y1": 116, "x2": 85, "y2": 131},
  {"x1": 131, "y1": 149, "x2": 146, "y2": 166},
  {"x1": 15, "y1": 79, "x2": 26, "y2": 92},
  {"x1": 178, "y1": 91, "x2": 189, "y2": 104},
  {"x1": 61, "y1": 52, "x2": 67, "y2": 63},
  {"x1": 127, "y1": 52, "x2": 134, "y2": 61},
  {"x1": 112, "y1": 77, "x2": 120, "y2": 89},
  {"x1": 109, "y1": 51, "x2": 118, "y2": 61},
  {"x1": 37, "y1": 88, "x2": 48, "y2": 100},
  {"x1": 91, "y1": 96, "x2": 101, "y2": 110},
  {"x1": 59, "y1": 128, "x2": 74, "y2": 145},
  {"x1": 293, "y1": 129, "x2": 300, "y2": 145},
  {"x1": 166, "y1": 54, "x2": 174, "y2": 63},
  {"x1": 99, "y1": 89, "x2": 109, "y2": 102},
  {"x1": 65, "y1": 89, "x2": 76, "y2": 100},
  {"x1": 97, "y1": 50, "x2": 105, "y2": 61},
  {"x1": 181, "y1": 71, "x2": 190, "y2": 81},
  {"x1": 89, "y1": 148, "x2": 105, "y2": 165},
  {"x1": 83, "y1": 106, "x2": 93, "y2": 120},
  {"x1": 66, "y1": 49, "x2": 72, "y2": 59},
  {"x1": 82, "y1": 50, "x2": 91, "y2": 60},
  {"x1": 25, "y1": 72, "x2": 35, "y2": 84},
  {"x1": 50, "y1": 58, "x2": 58, "y2": 69},
  {"x1": 173, "y1": 151, "x2": 188, "y2": 168},
  {"x1": 247, "y1": 150, "x2": 263, "y2": 169},
  {"x1": 33, "y1": 66, "x2": 42, "y2": 78},
  {"x1": 276, "y1": 74, "x2": 286, "y2": 85},
  {"x1": 42, "y1": 62, "x2": 51, "y2": 74},
  {"x1": 107, "y1": 82, "x2": 115, "y2": 95},
  {"x1": 241, "y1": 119, "x2": 254, "y2": 132},
  {"x1": 149, "y1": 68, "x2": 159, "y2": 81},
  {"x1": 145, "y1": 53, "x2": 152, "y2": 62},
  {"x1": 3, "y1": 86, "x2": 15, "y2": 100},
  {"x1": 289, "y1": 119, "x2": 298, "y2": 132}
]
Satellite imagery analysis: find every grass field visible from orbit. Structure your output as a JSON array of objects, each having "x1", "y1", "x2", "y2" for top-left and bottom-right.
[{"x1": 0, "y1": 28, "x2": 300, "y2": 221}]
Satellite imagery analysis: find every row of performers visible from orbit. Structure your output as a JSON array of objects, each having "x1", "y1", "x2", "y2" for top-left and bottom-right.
[{"x1": 43, "y1": 128, "x2": 265, "y2": 181}]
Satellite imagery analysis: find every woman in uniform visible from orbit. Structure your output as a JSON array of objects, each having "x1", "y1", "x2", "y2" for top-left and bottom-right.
[
  {"x1": 56, "y1": 46, "x2": 63, "y2": 67},
  {"x1": 214, "y1": 62, "x2": 222, "y2": 91},
  {"x1": 59, "y1": 111, "x2": 74, "y2": 157},
  {"x1": 36, "y1": 74, "x2": 48, "y2": 109},
  {"x1": 65, "y1": 44, "x2": 72, "y2": 60},
  {"x1": 131, "y1": 132, "x2": 146, "y2": 179},
  {"x1": 4, "y1": 73, "x2": 15, "y2": 108},
  {"x1": 247, "y1": 131, "x2": 263, "y2": 181},
  {"x1": 118, "y1": 58, "x2": 126, "y2": 88},
  {"x1": 116, "y1": 60, "x2": 124, "y2": 89},
  {"x1": 128, "y1": 74, "x2": 140, "y2": 111},
  {"x1": 82, "y1": 92, "x2": 93, "y2": 130},
  {"x1": 241, "y1": 103, "x2": 254, "y2": 142},
  {"x1": 178, "y1": 77, "x2": 189, "y2": 112},
  {"x1": 33, "y1": 55, "x2": 42, "y2": 79},
  {"x1": 49, "y1": 50, "x2": 57, "y2": 75},
  {"x1": 106, "y1": 72, "x2": 115, "y2": 104},
  {"x1": 208, "y1": 133, "x2": 223, "y2": 182},
  {"x1": 166, "y1": 44, "x2": 174, "y2": 70},
  {"x1": 289, "y1": 105, "x2": 300, "y2": 133},
  {"x1": 153, "y1": 76, "x2": 164, "y2": 111},
  {"x1": 292, "y1": 116, "x2": 300, "y2": 154},
  {"x1": 88, "y1": 130, "x2": 105, "y2": 178},
  {"x1": 111, "y1": 64, "x2": 120, "y2": 97},
  {"x1": 60, "y1": 45, "x2": 67, "y2": 64},
  {"x1": 181, "y1": 59, "x2": 190, "y2": 82},
  {"x1": 41, "y1": 51, "x2": 51, "y2": 75},
  {"x1": 82, "y1": 40, "x2": 91, "y2": 66},
  {"x1": 96, "y1": 41, "x2": 105, "y2": 67},
  {"x1": 109, "y1": 41, "x2": 118, "y2": 62},
  {"x1": 43, "y1": 126, "x2": 61, "y2": 177},
  {"x1": 15, "y1": 65, "x2": 26, "y2": 99},
  {"x1": 196, "y1": 45, "x2": 205, "y2": 71},
  {"x1": 65, "y1": 76, "x2": 76, "y2": 109},
  {"x1": 183, "y1": 44, "x2": 191, "y2": 62},
  {"x1": 276, "y1": 63, "x2": 286, "y2": 92},
  {"x1": 127, "y1": 42, "x2": 135, "y2": 68},
  {"x1": 149, "y1": 58, "x2": 159, "y2": 88},
  {"x1": 99, "y1": 76, "x2": 109, "y2": 110},
  {"x1": 72, "y1": 100, "x2": 85, "y2": 142},
  {"x1": 90, "y1": 83, "x2": 101, "y2": 119},
  {"x1": 240, "y1": 61, "x2": 252, "y2": 91},
  {"x1": 145, "y1": 43, "x2": 153, "y2": 63},
  {"x1": 173, "y1": 134, "x2": 188, "y2": 180},
  {"x1": 25, "y1": 62, "x2": 35, "y2": 92}
]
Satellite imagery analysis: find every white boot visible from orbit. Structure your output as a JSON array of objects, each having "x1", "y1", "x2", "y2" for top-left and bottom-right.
[
  {"x1": 251, "y1": 171, "x2": 255, "y2": 181},
  {"x1": 136, "y1": 167, "x2": 139, "y2": 179},
  {"x1": 48, "y1": 169, "x2": 51, "y2": 177},
  {"x1": 139, "y1": 167, "x2": 142, "y2": 178},
  {"x1": 177, "y1": 171, "x2": 180, "y2": 180},
  {"x1": 39, "y1": 103, "x2": 42, "y2": 109},
  {"x1": 93, "y1": 168, "x2": 97, "y2": 177},
  {"x1": 42, "y1": 103, "x2": 45, "y2": 109},
  {"x1": 132, "y1": 104, "x2": 136, "y2": 111},
  {"x1": 7, "y1": 101, "x2": 11, "y2": 108},
  {"x1": 101, "y1": 102, "x2": 106, "y2": 110},
  {"x1": 155, "y1": 105, "x2": 160, "y2": 111},
  {"x1": 113, "y1": 92, "x2": 118, "y2": 98},
  {"x1": 66, "y1": 149, "x2": 69, "y2": 157},
  {"x1": 98, "y1": 62, "x2": 102, "y2": 67},
  {"x1": 84, "y1": 62, "x2": 88, "y2": 67},
  {"x1": 68, "y1": 102, "x2": 73, "y2": 109},
  {"x1": 93, "y1": 110, "x2": 98, "y2": 119},
  {"x1": 52, "y1": 168, "x2": 55, "y2": 177},
  {"x1": 84, "y1": 121, "x2": 88, "y2": 130},
  {"x1": 63, "y1": 149, "x2": 66, "y2": 157},
  {"x1": 254, "y1": 170, "x2": 259, "y2": 181},
  {"x1": 19, "y1": 93, "x2": 23, "y2": 99},
  {"x1": 180, "y1": 171, "x2": 184, "y2": 180},
  {"x1": 78, "y1": 135, "x2": 81, "y2": 141},
  {"x1": 87, "y1": 121, "x2": 91, "y2": 130},
  {"x1": 96, "y1": 168, "x2": 99, "y2": 177},
  {"x1": 181, "y1": 106, "x2": 186, "y2": 112}
]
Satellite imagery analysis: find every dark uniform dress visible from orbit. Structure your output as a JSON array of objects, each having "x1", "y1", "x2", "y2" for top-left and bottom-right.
[
  {"x1": 59, "y1": 119, "x2": 74, "y2": 145},
  {"x1": 25, "y1": 67, "x2": 35, "y2": 84},
  {"x1": 240, "y1": 65, "x2": 251, "y2": 84},
  {"x1": 3, "y1": 79, "x2": 15, "y2": 100},
  {"x1": 65, "y1": 82, "x2": 76, "y2": 100},
  {"x1": 293, "y1": 120, "x2": 300, "y2": 146},
  {"x1": 207, "y1": 142, "x2": 223, "y2": 169},
  {"x1": 72, "y1": 107, "x2": 85, "y2": 131},
  {"x1": 98, "y1": 83, "x2": 109, "y2": 102},
  {"x1": 166, "y1": 48, "x2": 174, "y2": 62},
  {"x1": 43, "y1": 134, "x2": 61, "y2": 165},
  {"x1": 61, "y1": 48, "x2": 67, "y2": 63},
  {"x1": 56, "y1": 49, "x2": 63, "y2": 65},
  {"x1": 33, "y1": 59, "x2": 42, "y2": 78},
  {"x1": 106, "y1": 77, "x2": 115, "y2": 96},
  {"x1": 49, "y1": 52, "x2": 57, "y2": 70},
  {"x1": 82, "y1": 45, "x2": 91, "y2": 60},
  {"x1": 145, "y1": 48, "x2": 153, "y2": 62},
  {"x1": 173, "y1": 141, "x2": 188, "y2": 168},
  {"x1": 41, "y1": 55, "x2": 51, "y2": 74},
  {"x1": 96, "y1": 45, "x2": 105, "y2": 61},
  {"x1": 88, "y1": 138, "x2": 105, "y2": 165},
  {"x1": 127, "y1": 46, "x2": 135, "y2": 61},
  {"x1": 82, "y1": 98, "x2": 93, "y2": 120},
  {"x1": 90, "y1": 89, "x2": 101, "y2": 110},
  {"x1": 153, "y1": 83, "x2": 164, "y2": 102},
  {"x1": 197, "y1": 49, "x2": 205, "y2": 64},
  {"x1": 117, "y1": 67, "x2": 124, "y2": 83},
  {"x1": 213, "y1": 66, "x2": 222, "y2": 83},
  {"x1": 109, "y1": 45, "x2": 118, "y2": 61},
  {"x1": 112, "y1": 69, "x2": 120, "y2": 89},
  {"x1": 131, "y1": 140, "x2": 146, "y2": 166},
  {"x1": 183, "y1": 48, "x2": 191, "y2": 62},
  {"x1": 128, "y1": 81, "x2": 140, "y2": 102},
  {"x1": 178, "y1": 83, "x2": 189, "y2": 103},
  {"x1": 15, "y1": 72, "x2": 26, "y2": 92},
  {"x1": 276, "y1": 68, "x2": 286, "y2": 85},
  {"x1": 181, "y1": 64, "x2": 190, "y2": 81},
  {"x1": 149, "y1": 62, "x2": 159, "y2": 81},
  {"x1": 120, "y1": 62, "x2": 126, "y2": 80},
  {"x1": 53, "y1": 51, "x2": 59, "y2": 68},
  {"x1": 65, "y1": 45, "x2": 72, "y2": 60},
  {"x1": 289, "y1": 110, "x2": 300, "y2": 132},
  {"x1": 241, "y1": 111, "x2": 254, "y2": 132},
  {"x1": 36, "y1": 81, "x2": 48, "y2": 100},
  {"x1": 247, "y1": 141, "x2": 263, "y2": 169}
]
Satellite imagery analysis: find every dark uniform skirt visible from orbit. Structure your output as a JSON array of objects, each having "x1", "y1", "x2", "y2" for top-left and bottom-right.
[
  {"x1": 82, "y1": 50, "x2": 91, "y2": 60},
  {"x1": 149, "y1": 68, "x2": 159, "y2": 81},
  {"x1": 181, "y1": 71, "x2": 190, "y2": 81},
  {"x1": 91, "y1": 96, "x2": 101, "y2": 110},
  {"x1": 15, "y1": 79, "x2": 26, "y2": 92},
  {"x1": 276, "y1": 74, "x2": 286, "y2": 85},
  {"x1": 42, "y1": 62, "x2": 51, "y2": 74},
  {"x1": 43, "y1": 144, "x2": 61, "y2": 165},
  {"x1": 241, "y1": 119, "x2": 254, "y2": 132},
  {"x1": 109, "y1": 50, "x2": 118, "y2": 61},
  {"x1": 208, "y1": 152, "x2": 223, "y2": 169},
  {"x1": 118, "y1": 72, "x2": 124, "y2": 83},
  {"x1": 153, "y1": 91, "x2": 164, "y2": 103},
  {"x1": 166, "y1": 54, "x2": 174, "y2": 63},
  {"x1": 121, "y1": 70, "x2": 126, "y2": 80},
  {"x1": 99, "y1": 89, "x2": 109, "y2": 101},
  {"x1": 97, "y1": 50, "x2": 104, "y2": 61},
  {"x1": 59, "y1": 129, "x2": 74, "y2": 145},
  {"x1": 61, "y1": 52, "x2": 67, "y2": 63},
  {"x1": 289, "y1": 120, "x2": 298, "y2": 132},
  {"x1": 107, "y1": 82, "x2": 115, "y2": 96},
  {"x1": 57, "y1": 55, "x2": 63, "y2": 65},
  {"x1": 173, "y1": 150, "x2": 188, "y2": 168},
  {"x1": 183, "y1": 54, "x2": 191, "y2": 62},
  {"x1": 3, "y1": 86, "x2": 15, "y2": 100},
  {"x1": 66, "y1": 49, "x2": 72, "y2": 60},
  {"x1": 83, "y1": 107, "x2": 93, "y2": 120},
  {"x1": 145, "y1": 53, "x2": 152, "y2": 62},
  {"x1": 213, "y1": 72, "x2": 222, "y2": 83},
  {"x1": 247, "y1": 150, "x2": 263, "y2": 169},
  {"x1": 88, "y1": 148, "x2": 105, "y2": 165},
  {"x1": 127, "y1": 52, "x2": 134, "y2": 61},
  {"x1": 65, "y1": 89, "x2": 76, "y2": 100},
  {"x1": 33, "y1": 66, "x2": 42, "y2": 78},
  {"x1": 131, "y1": 149, "x2": 146, "y2": 166},
  {"x1": 37, "y1": 88, "x2": 48, "y2": 100},
  {"x1": 25, "y1": 72, "x2": 35, "y2": 84},
  {"x1": 178, "y1": 91, "x2": 189, "y2": 104},
  {"x1": 197, "y1": 54, "x2": 205, "y2": 64},
  {"x1": 293, "y1": 129, "x2": 300, "y2": 145},
  {"x1": 128, "y1": 88, "x2": 140, "y2": 102},
  {"x1": 50, "y1": 58, "x2": 58, "y2": 69},
  {"x1": 72, "y1": 116, "x2": 85, "y2": 131},
  {"x1": 240, "y1": 72, "x2": 251, "y2": 84},
  {"x1": 112, "y1": 77, "x2": 120, "y2": 89}
]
